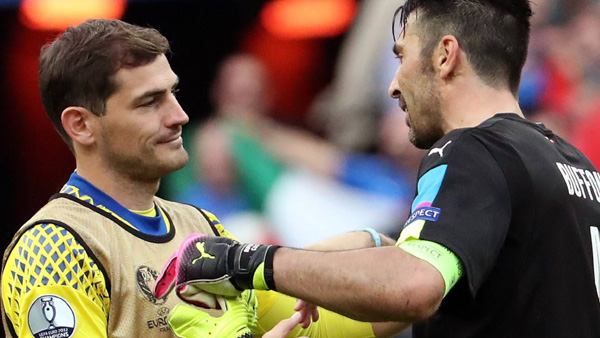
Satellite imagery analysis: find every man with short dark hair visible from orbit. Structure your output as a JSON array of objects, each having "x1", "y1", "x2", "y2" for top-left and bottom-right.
[
  {"x1": 1, "y1": 18, "x2": 240, "y2": 338},
  {"x1": 160, "y1": 0, "x2": 600, "y2": 336}
]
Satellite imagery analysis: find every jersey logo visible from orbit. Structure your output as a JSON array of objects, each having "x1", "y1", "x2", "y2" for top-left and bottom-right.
[
  {"x1": 404, "y1": 206, "x2": 442, "y2": 227},
  {"x1": 136, "y1": 265, "x2": 168, "y2": 305},
  {"x1": 428, "y1": 141, "x2": 452, "y2": 157},
  {"x1": 28, "y1": 295, "x2": 76, "y2": 338},
  {"x1": 192, "y1": 242, "x2": 215, "y2": 264}
]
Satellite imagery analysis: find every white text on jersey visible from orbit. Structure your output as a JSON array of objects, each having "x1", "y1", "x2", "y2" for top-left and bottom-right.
[{"x1": 556, "y1": 162, "x2": 600, "y2": 202}]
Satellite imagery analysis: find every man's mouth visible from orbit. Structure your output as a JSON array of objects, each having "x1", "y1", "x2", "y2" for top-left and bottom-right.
[{"x1": 159, "y1": 132, "x2": 182, "y2": 144}]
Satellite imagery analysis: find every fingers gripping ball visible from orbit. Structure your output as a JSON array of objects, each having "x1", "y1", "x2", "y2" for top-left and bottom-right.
[
  {"x1": 168, "y1": 290, "x2": 258, "y2": 338},
  {"x1": 180, "y1": 235, "x2": 243, "y2": 297},
  {"x1": 154, "y1": 234, "x2": 241, "y2": 301}
]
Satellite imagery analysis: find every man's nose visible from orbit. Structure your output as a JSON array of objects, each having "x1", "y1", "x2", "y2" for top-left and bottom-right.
[
  {"x1": 167, "y1": 98, "x2": 189, "y2": 126},
  {"x1": 389, "y1": 81, "x2": 401, "y2": 99}
]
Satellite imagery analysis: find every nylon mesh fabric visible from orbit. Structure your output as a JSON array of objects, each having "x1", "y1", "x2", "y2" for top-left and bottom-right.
[{"x1": 1, "y1": 223, "x2": 109, "y2": 332}]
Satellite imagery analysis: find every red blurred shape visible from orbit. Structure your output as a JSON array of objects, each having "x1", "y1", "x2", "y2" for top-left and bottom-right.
[
  {"x1": 261, "y1": 0, "x2": 357, "y2": 39},
  {"x1": 19, "y1": 0, "x2": 127, "y2": 31}
]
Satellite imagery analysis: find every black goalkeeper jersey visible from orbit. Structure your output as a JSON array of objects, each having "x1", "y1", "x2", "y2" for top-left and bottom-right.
[{"x1": 407, "y1": 113, "x2": 600, "y2": 337}]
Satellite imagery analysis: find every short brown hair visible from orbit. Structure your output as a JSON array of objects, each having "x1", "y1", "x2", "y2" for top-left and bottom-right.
[{"x1": 39, "y1": 19, "x2": 170, "y2": 151}]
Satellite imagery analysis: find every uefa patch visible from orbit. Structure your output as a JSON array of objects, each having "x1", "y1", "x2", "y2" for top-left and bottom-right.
[
  {"x1": 404, "y1": 206, "x2": 441, "y2": 227},
  {"x1": 28, "y1": 295, "x2": 76, "y2": 338},
  {"x1": 137, "y1": 265, "x2": 168, "y2": 305}
]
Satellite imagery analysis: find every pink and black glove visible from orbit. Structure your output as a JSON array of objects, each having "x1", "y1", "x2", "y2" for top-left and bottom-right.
[{"x1": 153, "y1": 233, "x2": 280, "y2": 303}]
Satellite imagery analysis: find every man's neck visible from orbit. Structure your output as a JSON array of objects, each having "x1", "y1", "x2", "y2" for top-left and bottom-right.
[
  {"x1": 441, "y1": 79, "x2": 524, "y2": 133},
  {"x1": 75, "y1": 162, "x2": 159, "y2": 211}
]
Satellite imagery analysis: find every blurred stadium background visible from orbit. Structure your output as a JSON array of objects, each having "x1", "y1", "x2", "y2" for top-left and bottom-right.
[{"x1": 0, "y1": 0, "x2": 599, "y2": 312}]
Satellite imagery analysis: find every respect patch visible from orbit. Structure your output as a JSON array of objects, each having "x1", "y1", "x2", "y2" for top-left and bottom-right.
[{"x1": 404, "y1": 206, "x2": 441, "y2": 226}]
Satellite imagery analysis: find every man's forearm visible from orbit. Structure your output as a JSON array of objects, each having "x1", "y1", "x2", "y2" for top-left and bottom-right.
[
  {"x1": 154, "y1": 235, "x2": 444, "y2": 324},
  {"x1": 272, "y1": 246, "x2": 444, "y2": 323},
  {"x1": 302, "y1": 231, "x2": 410, "y2": 338}
]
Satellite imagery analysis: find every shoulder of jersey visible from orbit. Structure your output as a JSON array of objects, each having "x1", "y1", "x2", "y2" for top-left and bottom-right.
[
  {"x1": 201, "y1": 209, "x2": 238, "y2": 240},
  {"x1": 421, "y1": 129, "x2": 467, "y2": 169}
]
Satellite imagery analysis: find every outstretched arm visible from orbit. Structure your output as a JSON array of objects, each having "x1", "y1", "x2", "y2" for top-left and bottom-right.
[
  {"x1": 272, "y1": 246, "x2": 444, "y2": 322},
  {"x1": 153, "y1": 234, "x2": 445, "y2": 325},
  {"x1": 296, "y1": 230, "x2": 411, "y2": 337},
  {"x1": 282, "y1": 231, "x2": 443, "y2": 322}
]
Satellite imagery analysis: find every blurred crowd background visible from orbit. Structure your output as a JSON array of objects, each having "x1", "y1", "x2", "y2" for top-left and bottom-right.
[{"x1": 1, "y1": 0, "x2": 599, "y2": 260}]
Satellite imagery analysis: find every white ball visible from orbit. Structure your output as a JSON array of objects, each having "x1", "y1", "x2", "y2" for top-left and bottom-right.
[{"x1": 177, "y1": 284, "x2": 225, "y2": 309}]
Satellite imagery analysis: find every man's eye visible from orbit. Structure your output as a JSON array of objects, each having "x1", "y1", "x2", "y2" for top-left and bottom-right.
[
  {"x1": 171, "y1": 88, "x2": 180, "y2": 97},
  {"x1": 141, "y1": 100, "x2": 157, "y2": 107},
  {"x1": 395, "y1": 54, "x2": 403, "y2": 62}
]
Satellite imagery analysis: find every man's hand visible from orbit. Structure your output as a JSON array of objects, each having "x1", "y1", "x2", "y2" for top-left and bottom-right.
[
  {"x1": 294, "y1": 299, "x2": 319, "y2": 329},
  {"x1": 261, "y1": 313, "x2": 308, "y2": 338},
  {"x1": 153, "y1": 233, "x2": 279, "y2": 301}
]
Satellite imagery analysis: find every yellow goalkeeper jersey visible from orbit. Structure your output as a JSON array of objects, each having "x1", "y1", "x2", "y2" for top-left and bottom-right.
[{"x1": 1, "y1": 173, "x2": 225, "y2": 338}]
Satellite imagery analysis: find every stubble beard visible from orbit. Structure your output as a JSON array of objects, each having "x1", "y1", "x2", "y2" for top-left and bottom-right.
[
  {"x1": 409, "y1": 63, "x2": 445, "y2": 150},
  {"x1": 104, "y1": 143, "x2": 189, "y2": 182},
  {"x1": 409, "y1": 105, "x2": 444, "y2": 150}
]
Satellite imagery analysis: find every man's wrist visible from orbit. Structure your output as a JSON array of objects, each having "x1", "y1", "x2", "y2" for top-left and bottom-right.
[{"x1": 360, "y1": 228, "x2": 382, "y2": 247}]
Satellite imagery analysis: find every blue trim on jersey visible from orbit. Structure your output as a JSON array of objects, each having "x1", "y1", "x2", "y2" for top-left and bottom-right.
[
  {"x1": 64, "y1": 172, "x2": 167, "y2": 236},
  {"x1": 411, "y1": 165, "x2": 448, "y2": 212}
]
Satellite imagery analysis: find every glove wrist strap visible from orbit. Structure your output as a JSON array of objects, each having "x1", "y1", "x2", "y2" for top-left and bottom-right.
[
  {"x1": 231, "y1": 244, "x2": 280, "y2": 291},
  {"x1": 263, "y1": 245, "x2": 278, "y2": 290}
]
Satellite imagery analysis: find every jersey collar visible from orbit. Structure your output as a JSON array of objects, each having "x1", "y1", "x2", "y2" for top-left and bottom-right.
[{"x1": 58, "y1": 172, "x2": 170, "y2": 236}]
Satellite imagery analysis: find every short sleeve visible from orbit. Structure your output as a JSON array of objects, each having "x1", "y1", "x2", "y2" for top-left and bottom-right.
[
  {"x1": 402, "y1": 133, "x2": 511, "y2": 297},
  {"x1": 2, "y1": 223, "x2": 109, "y2": 337}
]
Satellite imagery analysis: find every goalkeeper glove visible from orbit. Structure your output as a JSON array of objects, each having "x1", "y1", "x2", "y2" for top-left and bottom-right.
[
  {"x1": 167, "y1": 290, "x2": 258, "y2": 338},
  {"x1": 153, "y1": 233, "x2": 279, "y2": 301}
]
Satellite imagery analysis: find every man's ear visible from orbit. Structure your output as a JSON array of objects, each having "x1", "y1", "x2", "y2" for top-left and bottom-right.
[
  {"x1": 61, "y1": 107, "x2": 97, "y2": 147},
  {"x1": 435, "y1": 35, "x2": 460, "y2": 79}
]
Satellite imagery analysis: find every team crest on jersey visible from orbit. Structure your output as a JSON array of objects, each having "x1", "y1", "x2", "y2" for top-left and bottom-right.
[
  {"x1": 27, "y1": 295, "x2": 76, "y2": 338},
  {"x1": 404, "y1": 206, "x2": 441, "y2": 227},
  {"x1": 136, "y1": 265, "x2": 168, "y2": 304}
]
